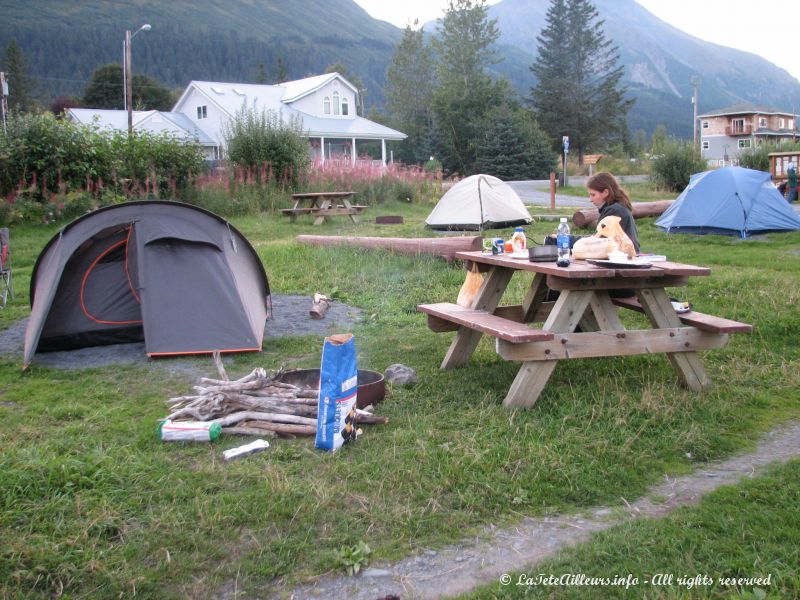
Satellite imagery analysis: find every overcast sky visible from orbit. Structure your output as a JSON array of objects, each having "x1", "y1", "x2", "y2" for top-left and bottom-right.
[{"x1": 353, "y1": 0, "x2": 800, "y2": 81}]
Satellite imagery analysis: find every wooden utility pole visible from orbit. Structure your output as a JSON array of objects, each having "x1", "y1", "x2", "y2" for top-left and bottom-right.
[
  {"x1": 0, "y1": 72, "x2": 8, "y2": 134},
  {"x1": 690, "y1": 76, "x2": 701, "y2": 148}
]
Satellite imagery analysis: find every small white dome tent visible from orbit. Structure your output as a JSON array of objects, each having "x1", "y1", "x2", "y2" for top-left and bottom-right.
[{"x1": 425, "y1": 174, "x2": 532, "y2": 230}]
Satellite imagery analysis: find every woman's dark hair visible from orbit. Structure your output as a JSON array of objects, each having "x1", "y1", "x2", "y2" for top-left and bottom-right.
[{"x1": 587, "y1": 172, "x2": 632, "y2": 211}]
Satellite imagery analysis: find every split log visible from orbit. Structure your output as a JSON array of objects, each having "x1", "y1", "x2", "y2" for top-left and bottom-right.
[
  {"x1": 222, "y1": 426, "x2": 277, "y2": 437},
  {"x1": 210, "y1": 411, "x2": 318, "y2": 427},
  {"x1": 212, "y1": 351, "x2": 229, "y2": 381},
  {"x1": 239, "y1": 421, "x2": 317, "y2": 436},
  {"x1": 309, "y1": 293, "x2": 331, "y2": 320},
  {"x1": 572, "y1": 200, "x2": 675, "y2": 229},
  {"x1": 296, "y1": 235, "x2": 482, "y2": 262}
]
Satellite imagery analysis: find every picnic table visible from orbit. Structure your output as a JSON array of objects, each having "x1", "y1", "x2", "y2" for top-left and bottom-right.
[
  {"x1": 281, "y1": 191, "x2": 366, "y2": 225},
  {"x1": 418, "y1": 252, "x2": 753, "y2": 409}
]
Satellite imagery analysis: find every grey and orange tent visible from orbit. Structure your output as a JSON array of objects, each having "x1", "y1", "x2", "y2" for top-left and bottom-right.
[{"x1": 24, "y1": 201, "x2": 270, "y2": 367}]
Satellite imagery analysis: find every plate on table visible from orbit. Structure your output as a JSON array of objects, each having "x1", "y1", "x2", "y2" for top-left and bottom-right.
[
  {"x1": 587, "y1": 259, "x2": 652, "y2": 269},
  {"x1": 509, "y1": 251, "x2": 530, "y2": 259}
]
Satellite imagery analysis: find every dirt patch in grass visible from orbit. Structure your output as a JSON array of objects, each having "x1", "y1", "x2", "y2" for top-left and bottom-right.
[{"x1": 0, "y1": 295, "x2": 362, "y2": 373}]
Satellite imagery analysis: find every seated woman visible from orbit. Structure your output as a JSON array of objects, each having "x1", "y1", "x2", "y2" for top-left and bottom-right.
[{"x1": 586, "y1": 172, "x2": 640, "y2": 254}]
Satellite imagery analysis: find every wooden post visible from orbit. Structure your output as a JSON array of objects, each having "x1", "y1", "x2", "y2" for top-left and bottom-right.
[{"x1": 550, "y1": 172, "x2": 556, "y2": 210}]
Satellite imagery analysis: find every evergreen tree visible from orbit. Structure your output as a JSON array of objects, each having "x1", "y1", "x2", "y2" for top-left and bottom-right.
[
  {"x1": 384, "y1": 23, "x2": 435, "y2": 164},
  {"x1": 475, "y1": 107, "x2": 558, "y2": 179},
  {"x1": 431, "y1": 0, "x2": 507, "y2": 175},
  {"x1": 530, "y1": 0, "x2": 633, "y2": 160},
  {"x1": 1, "y1": 39, "x2": 35, "y2": 112}
]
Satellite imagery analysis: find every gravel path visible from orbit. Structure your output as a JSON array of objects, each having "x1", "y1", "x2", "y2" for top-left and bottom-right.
[
  {"x1": 0, "y1": 294, "x2": 362, "y2": 373},
  {"x1": 259, "y1": 420, "x2": 800, "y2": 600}
]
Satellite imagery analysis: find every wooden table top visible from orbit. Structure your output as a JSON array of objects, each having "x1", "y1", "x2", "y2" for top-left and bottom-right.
[
  {"x1": 291, "y1": 191, "x2": 356, "y2": 199},
  {"x1": 455, "y1": 251, "x2": 711, "y2": 278}
]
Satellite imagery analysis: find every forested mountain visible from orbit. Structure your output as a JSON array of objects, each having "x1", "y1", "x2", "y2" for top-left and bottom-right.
[
  {"x1": 0, "y1": 0, "x2": 401, "y2": 110},
  {"x1": 2, "y1": 0, "x2": 798, "y2": 139}
]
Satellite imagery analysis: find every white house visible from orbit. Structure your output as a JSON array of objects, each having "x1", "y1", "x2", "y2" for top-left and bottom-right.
[
  {"x1": 66, "y1": 108, "x2": 218, "y2": 159},
  {"x1": 171, "y1": 72, "x2": 406, "y2": 164}
]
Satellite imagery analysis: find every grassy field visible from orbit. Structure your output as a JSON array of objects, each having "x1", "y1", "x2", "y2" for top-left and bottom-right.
[
  {"x1": 1, "y1": 198, "x2": 799, "y2": 598},
  {"x1": 460, "y1": 459, "x2": 800, "y2": 599}
]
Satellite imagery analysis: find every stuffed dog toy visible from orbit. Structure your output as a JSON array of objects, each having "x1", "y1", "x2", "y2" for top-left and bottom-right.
[{"x1": 595, "y1": 215, "x2": 636, "y2": 258}]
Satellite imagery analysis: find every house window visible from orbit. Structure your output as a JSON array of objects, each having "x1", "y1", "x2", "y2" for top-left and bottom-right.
[
  {"x1": 333, "y1": 91, "x2": 340, "y2": 116},
  {"x1": 779, "y1": 118, "x2": 786, "y2": 128},
  {"x1": 702, "y1": 141, "x2": 709, "y2": 150},
  {"x1": 341, "y1": 97, "x2": 349, "y2": 116},
  {"x1": 789, "y1": 119, "x2": 795, "y2": 130},
  {"x1": 731, "y1": 118, "x2": 745, "y2": 133},
  {"x1": 197, "y1": 105, "x2": 207, "y2": 120},
  {"x1": 702, "y1": 121, "x2": 709, "y2": 129},
  {"x1": 324, "y1": 96, "x2": 331, "y2": 115},
  {"x1": 758, "y1": 117, "x2": 767, "y2": 127},
  {"x1": 738, "y1": 139, "x2": 751, "y2": 149}
]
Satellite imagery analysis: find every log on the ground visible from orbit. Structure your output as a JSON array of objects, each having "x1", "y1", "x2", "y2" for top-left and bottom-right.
[
  {"x1": 296, "y1": 235, "x2": 482, "y2": 261},
  {"x1": 309, "y1": 293, "x2": 331, "y2": 320},
  {"x1": 572, "y1": 200, "x2": 675, "y2": 229}
]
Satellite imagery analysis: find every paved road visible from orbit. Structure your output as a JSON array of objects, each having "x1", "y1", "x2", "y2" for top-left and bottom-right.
[{"x1": 508, "y1": 177, "x2": 800, "y2": 214}]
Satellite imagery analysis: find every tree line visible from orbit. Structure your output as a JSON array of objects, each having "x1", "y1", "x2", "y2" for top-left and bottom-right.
[
  {"x1": 383, "y1": 0, "x2": 632, "y2": 178},
  {"x1": 3, "y1": 0, "x2": 634, "y2": 180}
]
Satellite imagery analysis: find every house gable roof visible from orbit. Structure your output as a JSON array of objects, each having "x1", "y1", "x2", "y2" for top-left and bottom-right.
[
  {"x1": 698, "y1": 104, "x2": 796, "y2": 118},
  {"x1": 280, "y1": 72, "x2": 358, "y2": 103},
  {"x1": 67, "y1": 108, "x2": 216, "y2": 145}
]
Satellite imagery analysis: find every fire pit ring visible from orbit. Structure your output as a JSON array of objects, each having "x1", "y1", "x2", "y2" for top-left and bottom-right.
[{"x1": 275, "y1": 368, "x2": 385, "y2": 409}]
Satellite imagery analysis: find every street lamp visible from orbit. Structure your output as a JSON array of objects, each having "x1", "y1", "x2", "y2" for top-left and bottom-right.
[{"x1": 124, "y1": 23, "x2": 151, "y2": 135}]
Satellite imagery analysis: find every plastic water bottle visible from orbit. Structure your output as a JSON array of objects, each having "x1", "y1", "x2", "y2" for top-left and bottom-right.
[
  {"x1": 556, "y1": 217, "x2": 571, "y2": 267},
  {"x1": 511, "y1": 226, "x2": 526, "y2": 254}
]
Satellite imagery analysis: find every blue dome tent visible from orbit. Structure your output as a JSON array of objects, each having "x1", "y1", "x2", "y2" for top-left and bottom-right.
[{"x1": 655, "y1": 166, "x2": 800, "y2": 238}]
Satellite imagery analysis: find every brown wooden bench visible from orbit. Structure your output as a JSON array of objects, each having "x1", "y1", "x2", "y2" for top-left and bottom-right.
[
  {"x1": 280, "y1": 207, "x2": 316, "y2": 216},
  {"x1": 418, "y1": 302, "x2": 554, "y2": 343},
  {"x1": 611, "y1": 296, "x2": 753, "y2": 333}
]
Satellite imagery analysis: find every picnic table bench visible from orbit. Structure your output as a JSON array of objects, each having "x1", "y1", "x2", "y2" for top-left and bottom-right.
[
  {"x1": 418, "y1": 253, "x2": 753, "y2": 409},
  {"x1": 281, "y1": 191, "x2": 365, "y2": 225}
]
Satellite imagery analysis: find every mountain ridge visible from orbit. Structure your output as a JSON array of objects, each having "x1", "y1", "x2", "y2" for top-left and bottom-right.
[{"x1": 1, "y1": 0, "x2": 797, "y2": 140}]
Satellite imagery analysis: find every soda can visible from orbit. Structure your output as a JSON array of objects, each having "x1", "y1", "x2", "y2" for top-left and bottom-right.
[{"x1": 493, "y1": 239, "x2": 505, "y2": 254}]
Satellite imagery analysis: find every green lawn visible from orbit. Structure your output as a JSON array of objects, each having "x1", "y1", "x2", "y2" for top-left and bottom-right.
[
  {"x1": 1, "y1": 200, "x2": 799, "y2": 598},
  {"x1": 459, "y1": 459, "x2": 800, "y2": 599}
]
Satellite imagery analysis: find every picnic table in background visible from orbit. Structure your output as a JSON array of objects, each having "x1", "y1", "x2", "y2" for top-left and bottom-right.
[
  {"x1": 281, "y1": 191, "x2": 366, "y2": 225},
  {"x1": 418, "y1": 252, "x2": 753, "y2": 409}
]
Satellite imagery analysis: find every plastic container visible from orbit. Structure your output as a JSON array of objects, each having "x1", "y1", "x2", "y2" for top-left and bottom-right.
[
  {"x1": 556, "y1": 217, "x2": 571, "y2": 267},
  {"x1": 158, "y1": 419, "x2": 221, "y2": 442},
  {"x1": 511, "y1": 227, "x2": 526, "y2": 253}
]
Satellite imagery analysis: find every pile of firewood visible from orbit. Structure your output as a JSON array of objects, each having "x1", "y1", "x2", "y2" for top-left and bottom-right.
[{"x1": 164, "y1": 355, "x2": 387, "y2": 438}]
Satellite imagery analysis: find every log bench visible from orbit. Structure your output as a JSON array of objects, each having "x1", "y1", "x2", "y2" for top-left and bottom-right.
[
  {"x1": 417, "y1": 302, "x2": 554, "y2": 343},
  {"x1": 611, "y1": 296, "x2": 754, "y2": 334}
]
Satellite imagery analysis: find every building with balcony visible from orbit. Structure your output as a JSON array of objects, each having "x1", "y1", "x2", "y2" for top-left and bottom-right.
[{"x1": 698, "y1": 105, "x2": 797, "y2": 165}]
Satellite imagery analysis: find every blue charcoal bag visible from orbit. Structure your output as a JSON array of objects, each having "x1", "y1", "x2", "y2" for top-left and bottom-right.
[{"x1": 315, "y1": 333, "x2": 359, "y2": 452}]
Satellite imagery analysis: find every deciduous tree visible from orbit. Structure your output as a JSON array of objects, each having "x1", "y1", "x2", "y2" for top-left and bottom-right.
[
  {"x1": 384, "y1": 23, "x2": 435, "y2": 164},
  {"x1": 431, "y1": 0, "x2": 507, "y2": 175},
  {"x1": 83, "y1": 64, "x2": 173, "y2": 110}
]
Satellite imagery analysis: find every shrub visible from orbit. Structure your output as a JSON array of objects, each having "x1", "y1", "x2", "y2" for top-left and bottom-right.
[
  {"x1": 738, "y1": 141, "x2": 800, "y2": 172},
  {"x1": 223, "y1": 106, "x2": 310, "y2": 188},
  {"x1": 0, "y1": 111, "x2": 114, "y2": 200},
  {"x1": 650, "y1": 139, "x2": 707, "y2": 192},
  {"x1": 0, "y1": 112, "x2": 207, "y2": 224}
]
